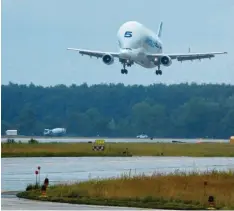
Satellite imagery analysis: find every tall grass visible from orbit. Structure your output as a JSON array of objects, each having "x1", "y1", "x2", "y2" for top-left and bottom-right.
[
  {"x1": 2, "y1": 142, "x2": 234, "y2": 157},
  {"x1": 41, "y1": 169, "x2": 234, "y2": 209}
]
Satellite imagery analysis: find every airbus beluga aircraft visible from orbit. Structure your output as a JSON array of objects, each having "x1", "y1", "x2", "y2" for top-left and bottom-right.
[{"x1": 67, "y1": 21, "x2": 227, "y2": 75}]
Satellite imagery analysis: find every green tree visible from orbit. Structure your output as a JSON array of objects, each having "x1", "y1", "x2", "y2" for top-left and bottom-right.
[{"x1": 2, "y1": 82, "x2": 234, "y2": 138}]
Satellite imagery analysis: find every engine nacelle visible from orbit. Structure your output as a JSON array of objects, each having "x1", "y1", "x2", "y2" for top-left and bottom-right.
[
  {"x1": 160, "y1": 55, "x2": 172, "y2": 67},
  {"x1": 102, "y1": 54, "x2": 114, "y2": 65}
]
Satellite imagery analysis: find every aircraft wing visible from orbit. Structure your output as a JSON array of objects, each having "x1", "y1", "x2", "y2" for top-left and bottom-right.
[
  {"x1": 147, "y1": 51, "x2": 228, "y2": 62},
  {"x1": 67, "y1": 48, "x2": 120, "y2": 58}
]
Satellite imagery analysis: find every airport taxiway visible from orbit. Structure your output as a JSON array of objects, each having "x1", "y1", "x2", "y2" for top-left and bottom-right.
[{"x1": 1, "y1": 192, "x2": 177, "y2": 210}]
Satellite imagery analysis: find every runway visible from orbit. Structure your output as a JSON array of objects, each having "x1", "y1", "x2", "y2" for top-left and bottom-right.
[
  {"x1": 2, "y1": 156, "x2": 234, "y2": 191},
  {"x1": 2, "y1": 156, "x2": 234, "y2": 210},
  {"x1": 1, "y1": 136, "x2": 229, "y2": 143}
]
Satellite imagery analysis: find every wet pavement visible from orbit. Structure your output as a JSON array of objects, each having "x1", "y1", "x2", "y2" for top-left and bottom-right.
[
  {"x1": 1, "y1": 191, "x2": 153, "y2": 210},
  {"x1": 2, "y1": 156, "x2": 234, "y2": 191}
]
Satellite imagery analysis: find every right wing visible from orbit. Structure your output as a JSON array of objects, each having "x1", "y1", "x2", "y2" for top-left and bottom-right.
[
  {"x1": 147, "y1": 51, "x2": 228, "y2": 62},
  {"x1": 67, "y1": 48, "x2": 120, "y2": 58}
]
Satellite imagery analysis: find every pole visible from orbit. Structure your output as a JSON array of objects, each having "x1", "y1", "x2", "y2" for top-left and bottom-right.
[
  {"x1": 38, "y1": 166, "x2": 41, "y2": 186},
  {"x1": 35, "y1": 170, "x2": 39, "y2": 186}
]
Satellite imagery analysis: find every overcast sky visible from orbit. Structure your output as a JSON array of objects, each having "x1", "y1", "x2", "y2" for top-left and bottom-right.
[{"x1": 2, "y1": 0, "x2": 234, "y2": 86}]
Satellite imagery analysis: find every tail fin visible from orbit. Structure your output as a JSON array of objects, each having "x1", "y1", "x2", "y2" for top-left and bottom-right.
[{"x1": 157, "y1": 21, "x2": 163, "y2": 38}]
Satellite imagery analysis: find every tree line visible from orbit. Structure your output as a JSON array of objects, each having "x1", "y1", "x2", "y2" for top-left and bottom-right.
[{"x1": 2, "y1": 82, "x2": 234, "y2": 138}]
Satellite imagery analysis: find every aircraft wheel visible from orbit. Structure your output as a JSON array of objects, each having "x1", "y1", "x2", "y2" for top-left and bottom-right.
[
  {"x1": 155, "y1": 70, "x2": 162, "y2": 75},
  {"x1": 121, "y1": 69, "x2": 128, "y2": 74}
]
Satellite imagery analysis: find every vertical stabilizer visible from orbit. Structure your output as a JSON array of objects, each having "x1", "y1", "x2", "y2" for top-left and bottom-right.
[{"x1": 157, "y1": 21, "x2": 163, "y2": 38}]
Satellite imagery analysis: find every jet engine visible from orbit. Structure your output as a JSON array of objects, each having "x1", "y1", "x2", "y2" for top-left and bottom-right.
[
  {"x1": 102, "y1": 54, "x2": 114, "y2": 65},
  {"x1": 160, "y1": 55, "x2": 172, "y2": 66}
]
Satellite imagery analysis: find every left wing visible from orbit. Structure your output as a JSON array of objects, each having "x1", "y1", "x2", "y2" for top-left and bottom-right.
[
  {"x1": 147, "y1": 51, "x2": 228, "y2": 62},
  {"x1": 67, "y1": 48, "x2": 120, "y2": 58}
]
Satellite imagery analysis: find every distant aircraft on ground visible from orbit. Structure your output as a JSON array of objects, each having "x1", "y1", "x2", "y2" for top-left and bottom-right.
[
  {"x1": 43, "y1": 128, "x2": 66, "y2": 136},
  {"x1": 136, "y1": 134, "x2": 148, "y2": 139},
  {"x1": 67, "y1": 21, "x2": 227, "y2": 75}
]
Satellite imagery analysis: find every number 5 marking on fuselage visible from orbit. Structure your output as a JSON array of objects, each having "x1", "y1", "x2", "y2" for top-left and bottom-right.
[{"x1": 124, "y1": 31, "x2": 132, "y2": 38}]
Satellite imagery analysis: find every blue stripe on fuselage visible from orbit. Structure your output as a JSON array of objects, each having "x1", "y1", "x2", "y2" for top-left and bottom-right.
[{"x1": 145, "y1": 37, "x2": 162, "y2": 50}]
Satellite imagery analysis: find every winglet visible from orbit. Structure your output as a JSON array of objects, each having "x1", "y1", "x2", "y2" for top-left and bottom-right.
[{"x1": 157, "y1": 21, "x2": 163, "y2": 38}]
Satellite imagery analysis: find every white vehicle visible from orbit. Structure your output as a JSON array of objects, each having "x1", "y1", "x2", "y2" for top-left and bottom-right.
[
  {"x1": 5, "y1": 130, "x2": 17, "y2": 136},
  {"x1": 136, "y1": 134, "x2": 148, "y2": 138},
  {"x1": 67, "y1": 21, "x2": 227, "y2": 75},
  {"x1": 43, "y1": 128, "x2": 66, "y2": 136}
]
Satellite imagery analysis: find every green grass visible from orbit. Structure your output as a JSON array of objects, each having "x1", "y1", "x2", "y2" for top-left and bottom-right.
[
  {"x1": 17, "y1": 169, "x2": 234, "y2": 209},
  {"x1": 2, "y1": 142, "x2": 234, "y2": 157}
]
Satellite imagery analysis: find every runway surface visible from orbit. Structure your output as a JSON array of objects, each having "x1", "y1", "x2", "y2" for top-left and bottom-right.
[
  {"x1": 2, "y1": 156, "x2": 234, "y2": 191},
  {"x1": 2, "y1": 191, "x2": 165, "y2": 210},
  {"x1": 1, "y1": 136, "x2": 229, "y2": 143},
  {"x1": 2, "y1": 156, "x2": 233, "y2": 210}
]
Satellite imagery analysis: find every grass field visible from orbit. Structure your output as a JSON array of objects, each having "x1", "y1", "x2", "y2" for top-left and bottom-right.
[
  {"x1": 17, "y1": 169, "x2": 234, "y2": 209},
  {"x1": 2, "y1": 141, "x2": 234, "y2": 157}
]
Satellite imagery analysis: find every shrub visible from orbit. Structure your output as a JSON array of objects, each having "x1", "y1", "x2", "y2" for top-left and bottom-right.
[
  {"x1": 26, "y1": 183, "x2": 40, "y2": 191},
  {"x1": 28, "y1": 138, "x2": 39, "y2": 144},
  {"x1": 7, "y1": 138, "x2": 15, "y2": 144}
]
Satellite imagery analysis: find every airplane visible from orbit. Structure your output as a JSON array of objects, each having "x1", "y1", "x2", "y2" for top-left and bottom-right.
[
  {"x1": 67, "y1": 21, "x2": 227, "y2": 75},
  {"x1": 43, "y1": 128, "x2": 66, "y2": 136}
]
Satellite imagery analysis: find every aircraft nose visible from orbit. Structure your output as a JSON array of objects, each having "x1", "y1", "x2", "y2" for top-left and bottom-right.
[{"x1": 120, "y1": 49, "x2": 131, "y2": 59}]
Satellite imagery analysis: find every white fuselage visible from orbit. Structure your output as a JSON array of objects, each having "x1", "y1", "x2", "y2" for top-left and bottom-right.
[
  {"x1": 117, "y1": 21, "x2": 163, "y2": 68},
  {"x1": 68, "y1": 20, "x2": 227, "y2": 73},
  {"x1": 43, "y1": 128, "x2": 66, "y2": 136}
]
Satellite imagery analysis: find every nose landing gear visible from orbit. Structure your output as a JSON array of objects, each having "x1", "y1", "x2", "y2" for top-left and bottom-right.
[
  {"x1": 155, "y1": 65, "x2": 162, "y2": 75},
  {"x1": 120, "y1": 60, "x2": 133, "y2": 74},
  {"x1": 121, "y1": 69, "x2": 128, "y2": 74},
  {"x1": 155, "y1": 70, "x2": 162, "y2": 75},
  {"x1": 121, "y1": 62, "x2": 128, "y2": 74}
]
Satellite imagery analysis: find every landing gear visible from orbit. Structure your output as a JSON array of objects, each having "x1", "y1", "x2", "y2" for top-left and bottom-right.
[
  {"x1": 121, "y1": 69, "x2": 128, "y2": 74},
  {"x1": 155, "y1": 70, "x2": 162, "y2": 75},
  {"x1": 126, "y1": 60, "x2": 133, "y2": 67},
  {"x1": 155, "y1": 65, "x2": 162, "y2": 75},
  {"x1": 121, "y1": 62, "x2": 128, "y2": 74}
]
